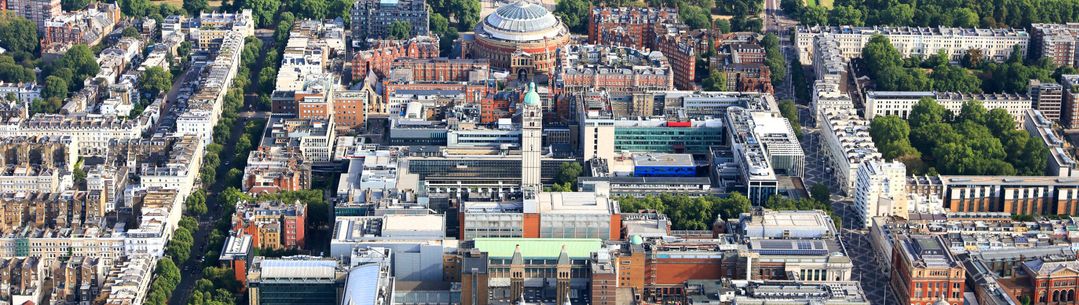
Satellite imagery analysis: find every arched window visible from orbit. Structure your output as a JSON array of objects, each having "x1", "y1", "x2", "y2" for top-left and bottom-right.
[
  {"x1": 1069, "y1": 289, "x2": 1075, "y2": 302},
  {"x1": 1053, "y1": 290, "x2": 1060, "y2": 302},
  {"x1": 1040, "y1": 292, "x2": 1047, "y2": 303}
]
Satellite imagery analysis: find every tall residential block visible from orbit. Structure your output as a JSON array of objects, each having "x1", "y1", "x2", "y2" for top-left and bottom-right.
[{"x1": 350, "y1": 0, "x2": 429, "y2": 48}]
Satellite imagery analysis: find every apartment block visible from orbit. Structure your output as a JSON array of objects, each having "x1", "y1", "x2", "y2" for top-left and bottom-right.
[
  {"x1": 819, "y1": 109, "x2": 881, "y2": 195},
  {"x1": 1031, "y1": 23, "x2": 1079, "y2": 68},
  {"x1": 854, "y1": 160, "x2": 908, "y2": 228},
  {"x1": 349, "y1": 0, "x2": 429, "y2": 48},
  {"x1": 796, "y1": 26, "x2": 1029, "y2": 65},
  {"x1": 865, "y1": 91, "x2": 1033, "y2": 124},
  {"x1": 1023, "y1": 109, "x2": 1078, "y2": 177},
  {"x1": 555, "y1": 44, "x2": 674, "y2": 95}
]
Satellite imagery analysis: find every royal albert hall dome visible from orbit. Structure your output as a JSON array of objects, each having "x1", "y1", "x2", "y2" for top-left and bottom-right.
[{"x1": 464, "y1": 0, "x2": 571, "y2": 79}]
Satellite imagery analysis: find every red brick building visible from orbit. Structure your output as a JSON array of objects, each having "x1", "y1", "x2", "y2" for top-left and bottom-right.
[
  {"x1": 242, "y1": 146, "x2": 311, "y2": 194},
  {"x1": 231, "y1": 200, "x2": 307, "y2": 250},
  {"x1": 382, "y1": 80, "x2": 491, "y2": 106},
  {"x1": 588, "y1": 7, "x2": 679, "y2": 50},
  {"x1": 891, "y1": 235, "x2": 966, "y2": 305},
  {"x1": 351, "y1": 36, "x2": 439, "y2": 81},
  {"x1": 480, "y1": 92, "x2": 516, "y2": 124},
  {"x1": 1017, "y1": 259, "x2": 1079, "y2": 304},
  {"x1": 554, "y1": 44, "x2": 674, "y2": 95},
  {"x1": 656, "y1": 34, "x2": 697, "y2": 90},
  {"x1": 390, "y1": 58, "x2": 490, "y2": 82}
]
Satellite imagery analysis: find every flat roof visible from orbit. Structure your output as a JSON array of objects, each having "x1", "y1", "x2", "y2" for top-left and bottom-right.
[
  {"x1": 525, "y1": 191, "x2": 617, "y2": 215},
  {"x1": 472, "y1": 238, "x2": 603, "y2": 259},
  {"x1": 383, "y1": 214, "x2": 444, "y2": 233},
  {"x1": 632, "y1": 153, "x2": 695, "y2": 167},
  {"x1": 748, "y1": 210, "x2": 832, "y2": 227}
]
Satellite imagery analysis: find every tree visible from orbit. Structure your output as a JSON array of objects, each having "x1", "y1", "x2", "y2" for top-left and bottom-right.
[
  {"x1": 0, "y1": 61, "x2": 34, "y2": 83},
  {"x1": 0, "y1": 14, "x2": 39, "y2": 59},
  {"x1": 244, "y1": 0, "x2": 280, "y2": 27},
  {"x1": 30, "y1": 98, "x2": 63, "y2": 115},
  {"x1": 908, "y1": 98, "x2": 950, "y2": 129},
  {"x1": 73, "y1": 160, "x2": 86, "y2": 189},
  {"x1": 984, "y1": 109, "x2": 1015, "y2": 137},
  {"x1": 43, "y1": 76, "x2": 68, "y2": 100},
  {"x1": 388, "y1": 20, "x2": 412, "y2": 39},
  {"x1": 62, "y1": 0, "x2": 89, "y2": 10},
  {"x1": 870, "y1": 115, "x2": 918, "y2": 159},
  {"x1": 184, "y1": 0, "x2": 209, "y2": 15},
  {"x1": 951, "y1": 8, "x2": 979, "y2": 28},
  {"x1": 877, "y1": 3, "x2": 914, "y2": 26},
  {"x1": 956, "y1": 100, "x2": 988, "y2": 125},
  {"x1": 702, "y1": 69, "x2": 726, "y2": 91},
  {"x1": 678, "y1": 4, "x2": 711, "y2": 29},
  {"x1": 715, "y1": 19, "x2": 731, "y2": 33},
  {"x1": 295, "y1": 0, "x2": 329, "y2": 19},
  {"x1": 762, "y1": 34, "x2": 786, "y2": 85},
  {"x1": 120, "y1": 0, "x2": 151, "y2": 16},
  {"x1": 960, "y1": 48, "x2": 984, "y2": 68},
  {"x1": 800, "y1": 5, "x2": 828, "y2": 26},
  {"x1": 329, "y1": 0, "x2": 351, "y2": 23},
  {"x1": 61, "y1": 45, "x2": 100, "y2": 84},
  {"x1": 554, "y1": 0, "x2": 589, "y2": 34},
  {"x1": 142, "y1": 67, "x2": 172, "y2": 98},
  {"x1": 930, "y1": 64, "x2": 981, "y2": 93},
  {"x1": 453, "y1": 0, "x2": 481, "y2": 31},
  {"x1": 828, "y1": 5, "x2": 864, "y2": 26},
  {"x1": 166, "y1": 227, "x2": 194, "y2": 264},
  {"x1": 122, "y1": 27, "x2": 141, "y2": 38},
  {"x1": 863, "y1": 35, "x2": 903, "y2": 77},
  {"x1": 554, "y1": 162, "x2": 582, "y2": 188},
  {"x1": 778, "y1": 100, "x2": 802, "y2": 137},
  {"x1": 810, "y1": 183, "x2": 830, "y2": 205}
]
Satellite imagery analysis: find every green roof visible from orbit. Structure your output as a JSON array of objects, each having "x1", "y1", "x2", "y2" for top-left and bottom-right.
[
  {"x1": 473, "y1": 238, "x2": 603, "y2": 259},
  {"x1": 523, "y1": 82, "x2": 541, "y2": 106}
]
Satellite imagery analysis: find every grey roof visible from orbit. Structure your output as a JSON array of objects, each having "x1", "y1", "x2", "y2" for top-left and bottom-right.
[{"x1": 485, "y1": 1, "x2": 558, "y2": 33}]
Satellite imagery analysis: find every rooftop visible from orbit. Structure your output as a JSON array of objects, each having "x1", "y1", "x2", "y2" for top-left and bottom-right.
[{"x1": 472, "y1": 238, "x2": 603, "y2": 259}]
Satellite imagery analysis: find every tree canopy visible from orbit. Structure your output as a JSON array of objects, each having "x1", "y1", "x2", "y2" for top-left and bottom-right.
[
  {"x1": 805, "y1": 0, "x2": 1079, "y2": 28},
  {"x1": 388, "y1": 20, "x2": 412, "y2": 39},
  {"x1": 0, "y1": 14, "x2": 39, "y2": 61},
  {"x1": 870, "y1": 98, "x2": 1047, "y2": 176},
  {"x1": 142, "y1": 67, "x2": 173, "y2": 98},
  {"x1": 553, "y1": 0, "x2": 589, "y2": 34},
  {"x1": 619, "y1": 193, "x2": 752, "y2": 230}
]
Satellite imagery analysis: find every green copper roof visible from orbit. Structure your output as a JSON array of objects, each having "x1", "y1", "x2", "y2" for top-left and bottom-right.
[
  {"x1": 523, "y1": 82, "x2": 541, "y2": 106},
  {"x1": 473, "y1": 238, "x2": 603, "y2": 259}
]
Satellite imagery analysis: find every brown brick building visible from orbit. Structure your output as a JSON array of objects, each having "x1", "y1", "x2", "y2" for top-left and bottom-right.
[
  {"x1": 351, "y1": 36, "x2": 439, "y2": 81},
  {"x1": 390, "y1": 58, "x2": 490, "y2": 83},
  {"x1": 656, "y1": 33, "x2": 697, "y2": 90},
  {"x1": 890, "y1": 235, "x2": 965, "y2": 305},
  {"x1": 588, "y1": 7, "x2": 678, "y2": 50},
  {"x1": 554, "y1": 44, "x2": 674, "y2": 95}
]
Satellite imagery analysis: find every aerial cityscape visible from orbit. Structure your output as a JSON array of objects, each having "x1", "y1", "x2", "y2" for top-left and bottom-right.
[{"x1": 3, "y1": 0, "x2": 1079, "y2": 304}]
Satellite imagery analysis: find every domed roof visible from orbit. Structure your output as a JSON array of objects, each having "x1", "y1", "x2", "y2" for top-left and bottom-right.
[
  {"x1": 630, "y1": 235, "x2": 644, "y2": 245},
  {"x1": 488, "y1": 1, "x2": 558, "y2": 32},
  {"x1": 523, "y1": 82, "x2": 540, "y2": 106},
  {"x1": 482, "y1": 0, "x2": 562, "y2": 38}
]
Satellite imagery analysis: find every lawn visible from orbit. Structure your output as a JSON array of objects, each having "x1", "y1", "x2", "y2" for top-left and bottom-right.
[{"x1": 804, "y1": 0, "x2": 833, "y2": 8}]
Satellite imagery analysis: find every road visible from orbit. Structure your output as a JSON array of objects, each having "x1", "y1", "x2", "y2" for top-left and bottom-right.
[
  {"x1": 168, "y1": 114, "x2": 253, "y2": 305},
  {"x1": 794, "y1": 83, "x2": 899, "y2": 305}
]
